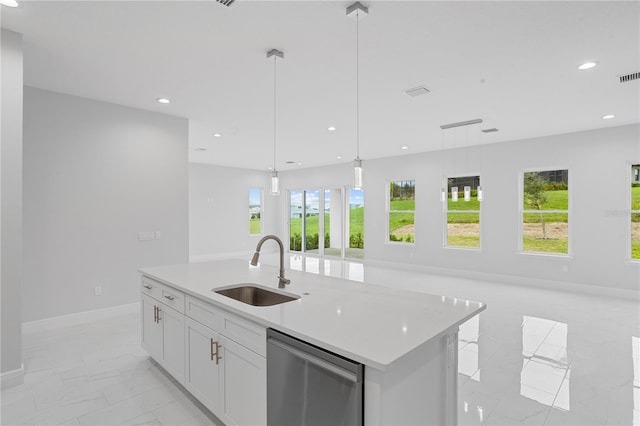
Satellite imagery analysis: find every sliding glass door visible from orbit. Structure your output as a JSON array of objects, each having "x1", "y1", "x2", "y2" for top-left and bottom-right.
[
  {"x1": 288, "y1": 187, "x2": 363, "y2": 259},
  {"x1": 346, "y1": 188, "x2": 365, "y2": 259},
  {"x1": 324, "y1": 189, "x2": 344, "y2": 257}
]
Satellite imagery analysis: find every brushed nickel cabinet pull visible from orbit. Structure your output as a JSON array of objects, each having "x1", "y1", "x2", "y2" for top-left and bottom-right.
[
  {"x1": 164, "y1": 295, "x2": 175, "y2": 301},
  {"x1": 156, "y1": 307, "x2": 161, "y2": 322},
  {"x1": 153, "y1": 305, "x2": 157, "y2": 323},
  {"x1": 215, "y1": 341, "x2": 223, "y2": 365},
  {"x1": 210, "y1": 338, "x2": 215, "y2": 361},
  {"x1": 143, "y1": 284, "x2": 153, "y2": 290}
]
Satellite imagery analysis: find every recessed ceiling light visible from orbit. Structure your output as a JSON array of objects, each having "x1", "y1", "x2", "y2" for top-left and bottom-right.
[
  {"x1": 267, "y1": 166, "x2": 273, "y2": 170},
  {"x1": 297, "y1": 162, "x2": 302, "y2": 166},
  {"x1": 156, "y1": 98, "x2": 171, "y2": 104},
  {"x1": 602, "y1": 114, "x2": 615, "y2": 120},
  {"x1": 328, "y1": 126, "x2": 337, "y2": 132},
  {"x1": 337, "y1": 155, "x2": 343, "y2": 159},
  {"x1": 0, "y1": 0, "x2": 19, "y2": 7},
  {"x1": 401, "y1": 146, "x2": 408, "y2": 150},
  {"x1": 578, "y1": 62, "x2": 598, "y2": 70},
  {"x1": 213, "y1": 133, "x2": 222, "y2": 138}
]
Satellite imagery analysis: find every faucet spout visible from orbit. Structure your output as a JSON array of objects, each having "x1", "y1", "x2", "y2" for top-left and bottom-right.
[{"x1": 250, "y1": 235, "x2": 290, "y2": 288}]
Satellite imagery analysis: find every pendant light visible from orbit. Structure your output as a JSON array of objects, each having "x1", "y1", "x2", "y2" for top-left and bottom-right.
[
  {"x1": 267, "y1": 49, "x2": 284, "y2": 196},
  {"x1": 440, "y1": 119, "x2": 483, "y2": 202},
  {"x1": 347, "y1": 2, "x2": 368, "y2": 190}
]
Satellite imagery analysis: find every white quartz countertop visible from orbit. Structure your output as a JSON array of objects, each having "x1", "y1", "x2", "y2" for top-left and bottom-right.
[{"x1": 139, "y1": 259, "x2": 485, "y2": 371}]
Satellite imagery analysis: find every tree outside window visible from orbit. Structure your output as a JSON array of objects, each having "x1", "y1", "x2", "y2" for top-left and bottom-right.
[{"x1": 522, "y1": 170, "x2": 569, "y2": 254}]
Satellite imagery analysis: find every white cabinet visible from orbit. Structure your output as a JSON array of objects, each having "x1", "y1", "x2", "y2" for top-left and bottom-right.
[
  {"x1": 141, "y1": 293, "x2": 185, "y2": 384},
  {"x1": 183, "y1": 298, "x2": 267, "y2": 426},
  {"x1": 219, "y1": 335, "x2": 266, "y2": 426},
  {"x1": 141, "y1": 294, "x2": 162, "y2": 358},
  {"x1": 185, "y1": 317, "x2": 221, "y2": 414},
  {"x1": 160, "y1": 302, "x2": 185, "y2": 383},
  {"x1": 141, "y1": 279, "x2": 266, "y2": 426}
]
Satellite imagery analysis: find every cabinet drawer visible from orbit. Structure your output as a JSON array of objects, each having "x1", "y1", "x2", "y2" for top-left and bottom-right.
[
  {"x1": 186, "y1": 295, "x2": 222, "y2": 331},
  {"x1": 221, "y1": 312, "x2": 266, "y2": 357},
  {"x1": 161, "y1": 286, "x2": 185, "y2": 314},
  {"x1": 141, "y1": 277, "x2": 162, "y2": 300}
]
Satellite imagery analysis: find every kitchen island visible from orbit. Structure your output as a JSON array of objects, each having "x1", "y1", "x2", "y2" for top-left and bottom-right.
[{"x1": 139, "y1": 259, "x2": 485, "y2": 425}]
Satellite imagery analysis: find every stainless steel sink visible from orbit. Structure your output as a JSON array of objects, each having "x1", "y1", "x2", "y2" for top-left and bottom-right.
[{"x1": 214, "y1": 284, "x2": 300, "y2": 307}]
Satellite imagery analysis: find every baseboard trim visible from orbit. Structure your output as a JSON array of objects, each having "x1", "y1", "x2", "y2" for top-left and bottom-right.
[
  {"x1": 364, "y1": 258, "x2": 639, "y2": 301},
  {"x1": 22, "y1": 302, "x2": 140, "y2": 334},
  {"x1": 1, "y1": 364, "x2": 24, "y2": 389}
]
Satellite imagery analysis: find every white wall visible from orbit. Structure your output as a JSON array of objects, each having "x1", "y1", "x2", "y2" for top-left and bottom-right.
[
  {"x1": 189, "y1": 163, "x2": 277, "y2": 261},
  {"x1": 277, "y1": 125, "x2": 640, "y2": 293},
  {"x1": 1, "y1": 29, "x2": 24, "y2": 383},
  {"x1": 23, "y1": 87, "x2": 189, "y2": 322}
]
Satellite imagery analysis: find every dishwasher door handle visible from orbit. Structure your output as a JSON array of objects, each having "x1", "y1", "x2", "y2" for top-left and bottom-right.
[{"x1": 268, "y1": 338, "x2": 359, "y2": 383}]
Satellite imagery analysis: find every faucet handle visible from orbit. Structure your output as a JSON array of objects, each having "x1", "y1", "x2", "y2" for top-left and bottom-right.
[{"x1": 278, "y1": 276, "x2": 291, "y2": 286}]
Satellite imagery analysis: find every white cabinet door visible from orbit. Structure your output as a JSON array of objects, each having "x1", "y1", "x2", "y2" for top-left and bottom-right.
[
  {"x1": 219, "y1": 336, "x2": 266, "y2": 426},
  {"x1": 141, "y1": 295, "x2": 162, "y2": 360},
  {"x1": 185, "y1": 317, "x2": 222, "y2": 414},
  {"x1": 159, "y1": 303, "x2": 185, "y2": 384}
]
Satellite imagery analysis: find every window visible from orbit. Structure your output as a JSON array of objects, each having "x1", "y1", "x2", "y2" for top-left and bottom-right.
[
  {"x1": 388, "y1": 180, "x2": 415, "y2": 243},
  {"x1": 521, "y1": 169, "x2": 569, "y2": 254},
  {"x1": 248, "y1": 188, "x2": 262, "y2": 235},
  {"x1": 288, "y1": 189, "x2": 321, "y2": 254},
  {"x1": 446, "y1": 176, "x2": 480, "y2": 248},
  {"x1": 289, "y1": 191, "x2": 303, "y2": 251},
  {"x1": 631, "y1": 164, "x2": 640, "y2": 260},
  {"x1": 347, "y1": 188, "x2": 364, "y2": 259},
  {"x1": 289, "y1": 188, "x2": 360, "y2": 259}
]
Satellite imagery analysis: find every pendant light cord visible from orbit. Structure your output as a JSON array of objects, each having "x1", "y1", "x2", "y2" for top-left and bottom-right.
[
  {"x1": 356, "y1": 9, "x2": 360, "y2": 160},
  {"x1": 273, "y1": 56, "x2": 277, "y2": 171}
]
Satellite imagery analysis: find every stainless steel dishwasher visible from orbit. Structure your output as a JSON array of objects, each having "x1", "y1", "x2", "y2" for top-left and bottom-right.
[{"x1": 267, "y1": 328, "x2": 364, "y2": 426}]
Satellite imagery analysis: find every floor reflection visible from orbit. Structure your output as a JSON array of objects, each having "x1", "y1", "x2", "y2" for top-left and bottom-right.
[
  {"x1": 257, "y1": 252, "x2": 639, "y2": 425},
  {"x1": 521, "y1": 316, "x2": 571, "y2": 410},
  {"x1": 459, "y1": 314, "x2": 480, "y2": 381},
  {"x1": 287, "y1": 254, "x2": 364, "y2": 282}
]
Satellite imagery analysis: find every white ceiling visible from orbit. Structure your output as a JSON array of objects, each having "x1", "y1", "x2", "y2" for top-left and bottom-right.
[{"x1": 2, "y1": 1, "x2": 638, "y2": 171}]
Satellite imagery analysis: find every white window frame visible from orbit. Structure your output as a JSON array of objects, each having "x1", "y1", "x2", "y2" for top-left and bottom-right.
[
  {"x1": 629, "y1": 162, "x2": 640, "y2": 262},
  {"x1": 248, "y1": 187, "x2": 263, "y2": 236},
  {"x1": 443, "y1": 174, "x2": 482, "y2": 251},
  {"x1": 518, "y1": 167, "x2": 572, "y2": 257},
  {"x1": 386, "y1": 179, "x2": 416, "y2": 245}
]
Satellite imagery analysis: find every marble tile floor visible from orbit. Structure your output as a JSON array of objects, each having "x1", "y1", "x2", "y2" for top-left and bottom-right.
[{"x1": 1, "y1": 255, "x2": 638, "y2": 425}]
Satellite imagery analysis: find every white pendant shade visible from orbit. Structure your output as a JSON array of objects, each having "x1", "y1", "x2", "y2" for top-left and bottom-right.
[
  {"x1": 271, "y1": 171, "x2": 280, "y2": 195},
  {"x1": 353, "y1": 159, "x2": 363, "y2": 190}
]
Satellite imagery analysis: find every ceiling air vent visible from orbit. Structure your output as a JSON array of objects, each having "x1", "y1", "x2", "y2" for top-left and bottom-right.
[
  {"x1": 216, "y1": 0, "x2": 235, "y2": 7},
  {"x1": 619, "y1": 72, "x2": 640, "y2": 83},
  {"x1": 404, "y1": 86, "x2": 430, "y2": 97}
]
